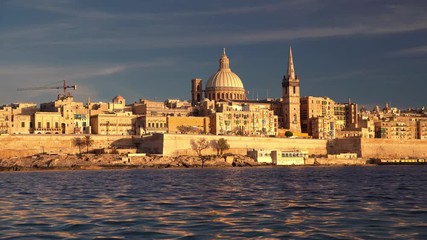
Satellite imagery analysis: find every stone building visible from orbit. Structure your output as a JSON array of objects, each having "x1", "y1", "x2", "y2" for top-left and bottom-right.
[
  {"x1": 40, "y1": 96, "x2": 87, "y2": 134},
  {"x1": 90, "y1": 112, "x2": 136, "y2": 135},
  {"x1": 334, "y1": 102, "x2": 346, "y2": 130},
  {"x1": 135, "y1": 116, "x2": 168, "y2": 135},
  {"x1": 346, "y1": 99, "x2": 359, "y2": 129},
  {"x1": 33, "y1": 112, "x2": 62, "y2": 134},
  {"x1": 0, "y1": 103, "x2": 38, "y2": 134},
  {"x1": 300, "y1": 96, "x2": 335, "y2": 135},
  {"x1": 206, "y1": 100, "x2": 278, "y2": 136},
  {"x1": 374, "y1": 116, "x2": 417, "y2": 140},
  {"x1": 0, "y1": 105, "x2": 12, "y2": 134},
  {"x1": 311, "y1": 116, "x2": 336, "y2": 139},
  {"x1": 109, "y1": 95, "x2": 130, "y2": 112},
  {"x1": 417, "y1": 119, "x2": 427, "y2": 139},
  {"x1": 132, "y1": 99, "x2": 192, "y2": 117}
]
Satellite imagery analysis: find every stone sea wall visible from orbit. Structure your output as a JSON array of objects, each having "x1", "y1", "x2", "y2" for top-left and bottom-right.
[
  {"x1": 327, "y1": 138, "x2": 427, "y2": 159},
  {"x1": 360, "y1": 138, "x2": 427, "y2": 159},
  {"x1": 0, "y1": 134, "x2": 426, "y2": 160},
  {"x1": 0, "y1": 135, "x2": 134, "y2": 158},
  {"x1": 158, "y1": 134, "x2": 328, "y2": 157}
]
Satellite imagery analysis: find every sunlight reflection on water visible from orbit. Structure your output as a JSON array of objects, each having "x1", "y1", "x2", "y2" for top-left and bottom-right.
[{"x1": 0, "y1": 166, "x2": 426, "y2": 239}]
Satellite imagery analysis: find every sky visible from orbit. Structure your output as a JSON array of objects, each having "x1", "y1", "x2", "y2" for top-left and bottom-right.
[{"x1": 0, "y1": 0, "x2": 426, "y2": 109}]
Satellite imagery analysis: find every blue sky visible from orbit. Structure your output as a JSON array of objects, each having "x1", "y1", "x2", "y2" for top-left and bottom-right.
[{"x1": 0, "y1": 0, "x2": 426, "y2": 109}]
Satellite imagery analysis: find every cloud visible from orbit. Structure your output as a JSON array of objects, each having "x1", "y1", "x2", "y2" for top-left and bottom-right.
[
  {"x1": 11, "y1": 0, "x2": 307, "y2": 20},
  {"x1": 0, "y1": 60, "x2": 174, "y2": 103},
  {"x1": 390, "y1": 45, "x2": 427, "y2": 56},
  {"x1": 2, "y1": 1, "x2": 427, "y2": 51},
  {"x1": 8, "y1": 0, "x2": 125, "y2": 20},
  {"x1": 0, "y1": 60, "x2": 173, "y2": 82}
]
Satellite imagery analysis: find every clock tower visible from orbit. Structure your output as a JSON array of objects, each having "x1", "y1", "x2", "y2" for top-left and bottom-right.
[{"x1": 282, "y1": 47, "x2": 301, "y2": 132}]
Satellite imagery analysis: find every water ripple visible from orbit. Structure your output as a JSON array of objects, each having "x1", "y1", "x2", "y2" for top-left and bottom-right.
[{"x1": 0, "y1": 166, "x2": 426, "y2": 239}]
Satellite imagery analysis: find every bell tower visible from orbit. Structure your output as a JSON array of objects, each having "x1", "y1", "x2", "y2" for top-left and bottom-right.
[
  {"x1": 282, "y1": 47, "x2": 301, "y2": 132},
  {"x1": 191, "y1": 78, "x2": 203, "y2": 105}
]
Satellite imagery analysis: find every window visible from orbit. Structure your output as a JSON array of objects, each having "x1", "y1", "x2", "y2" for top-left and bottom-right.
[
  {"x1": 293, "y1": 86, "x2": 296, "y2": 94},
  {"x1": 47, "y1": 122, "x2": 50, "y2": 128},
  {"x1": 38, "y1": 122, "x2": 41, "y2": 128},
  {"x1": 21, "y1": 122, "x2": 25, "y2": 128},
  {"x1": 56, "y1": 122, "x2": 59, "y2": 128}
]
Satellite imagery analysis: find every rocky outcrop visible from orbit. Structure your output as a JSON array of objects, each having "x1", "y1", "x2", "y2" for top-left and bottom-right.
[{"x1": 0, "y1": 154, "x2": 267, "y2": 171}]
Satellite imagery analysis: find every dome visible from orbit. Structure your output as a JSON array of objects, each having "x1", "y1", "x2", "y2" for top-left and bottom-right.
[
  {"x1": 204, "y1": 49, "x2": 246, "y2": 101},
  {"x1": 206, "y1": 71, "x2": 244, "y2": 89},
  {"x1": 112, "y1": 95, "x2": 125, "y2": 104}
]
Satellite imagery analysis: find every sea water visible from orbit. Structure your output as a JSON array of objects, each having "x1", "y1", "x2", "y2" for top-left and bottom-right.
[{"x1": 0, "y1": 166, "x2": 426, "y2": 239}]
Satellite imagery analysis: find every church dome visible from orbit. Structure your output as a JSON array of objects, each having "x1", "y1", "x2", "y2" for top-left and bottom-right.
[
  {"x1": 205, "y1": 49, "x2": 244, "y2": 90},
  {"x1": 206, "y1": 71, "x2": 244, "y2": 89},
  {"x1": 112, "y1": 95, "x2": 125, "y2": 104},
  {"x1": 204, "y1": 49, "x2": 246, "y2": 101}
]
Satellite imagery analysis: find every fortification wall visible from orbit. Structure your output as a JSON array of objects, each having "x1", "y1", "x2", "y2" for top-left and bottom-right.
[
  {"x1": 326, "y1": 138, "x2": 427, "y2": 159},
  {"x1": 160, "y1": 134, "x2": 327, "y2": 156},
  {"x1": 360, "y1": 139, "x2": 427, "y2": 159},
  {"x1": 0, "y1": 135, "x2": 134, "y2": 158},
  {"x1": 2, "y1": 134, "x2": 426, "y2": 160},
  {"x1": 327, "y1": 138, "x2": 361, "y2": 157}
]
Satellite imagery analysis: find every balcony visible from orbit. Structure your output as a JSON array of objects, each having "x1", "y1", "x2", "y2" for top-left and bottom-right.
[{"x1": 34, "y1": 128, "x2": 62, "y2": 134}]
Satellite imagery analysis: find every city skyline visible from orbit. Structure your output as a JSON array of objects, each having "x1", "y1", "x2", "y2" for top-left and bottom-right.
[{"x1": 0, "y1": 0, "x2": 426, "y2": 109}]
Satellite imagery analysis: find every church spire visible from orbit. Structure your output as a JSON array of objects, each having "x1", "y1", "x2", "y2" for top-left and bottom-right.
[{"x1": 287, "y1": 46, "x2": 296, "y2": 80}]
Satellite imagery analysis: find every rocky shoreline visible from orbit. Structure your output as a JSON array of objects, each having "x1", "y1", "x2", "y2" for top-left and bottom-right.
[{"x1": 0, "y1": 154, "x2": 270, "y2": 172}]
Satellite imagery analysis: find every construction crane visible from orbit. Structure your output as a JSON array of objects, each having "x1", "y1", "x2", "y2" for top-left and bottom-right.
[{"x1": 17, "y1": 80, "x2": 77, "y2": 100}]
